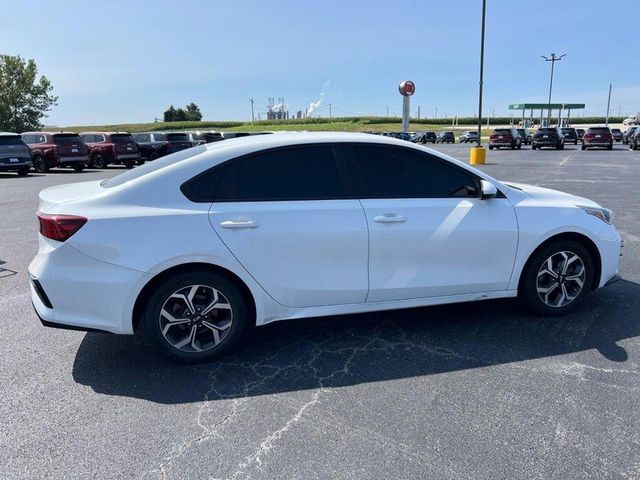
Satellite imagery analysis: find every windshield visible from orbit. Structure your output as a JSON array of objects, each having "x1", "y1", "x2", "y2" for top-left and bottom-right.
[
  {"x1": 111, "y1": 134, "x2": 134, "y2": 144},
  {"x1": 53, "y1": 134, "x2": 83, "y2": 145},
  {"x1": 0, "y1": 136, "x2": 24, "y2": 145},
  {"x1": 101, "y1": 144, "x2": 207, "y2": 188}
]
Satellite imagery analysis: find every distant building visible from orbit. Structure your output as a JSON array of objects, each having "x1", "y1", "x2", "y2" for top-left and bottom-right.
[{"x1": 267, "y1": 97, "x2": 289, "y2": 120}]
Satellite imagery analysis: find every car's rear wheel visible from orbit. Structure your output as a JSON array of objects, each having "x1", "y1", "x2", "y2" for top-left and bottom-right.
[
  {"x1": 521, "y1": 240, "x2": 593, "y2": 316},
  {"x1": 33, "y1": 155, "x2": 48, "y2": 173},
  {"x1": 93, "y1": 152, "x2": 107, "y2": 169},
  {"x1": 149, "y1": 151, "x2": 160, "y2": 161},
  {"x1": 17, "y1": 166, "x2": 30, "y2": 176},
  {"x1": 124, "y1": 160, "x2": 134, "y2": 169},
  {"x1": 73, "y1": 164, "x2": 84, "y2": 172},
  {"x1": 141, "y1": 271, "x2": 250, "y2": 362},
  {"x1": 581, "y1": 144, "x2": 586, "y2": 150},
  {"x1": 607, "y1": 144, "x2": 613, "y2": 150}
]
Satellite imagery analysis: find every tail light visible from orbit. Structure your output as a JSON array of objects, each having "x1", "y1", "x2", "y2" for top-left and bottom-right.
[{"x1": 37, "y1": 212, "x2": 87, "y2": 242}]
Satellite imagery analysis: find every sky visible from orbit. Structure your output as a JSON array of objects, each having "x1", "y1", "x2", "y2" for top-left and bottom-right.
[{"x1": 2, "y1": 0, "x2": 639, "y2": 126}]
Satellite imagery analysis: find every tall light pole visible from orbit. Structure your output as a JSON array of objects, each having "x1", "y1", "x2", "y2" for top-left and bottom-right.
[
  {"x1": 475, "y1": 0, "x2": 486, "y2": 148},
  {"x1": 249, "y1": 98, "x2": 255, "y2": 122},
  {"x1": 605, "y1": 84, "x2": 612, "y2": 126},
  {"x1": 541, "y1": 53, "x2": 566, "y2": 125}
]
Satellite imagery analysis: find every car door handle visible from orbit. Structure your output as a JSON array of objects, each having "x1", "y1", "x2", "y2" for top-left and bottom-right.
[
  {"x1": 373, "y1": 214, "x2": 406, "y2": 223},
  {"x1": 219, "y1": 219, "x2": 259, "y2": 229}
]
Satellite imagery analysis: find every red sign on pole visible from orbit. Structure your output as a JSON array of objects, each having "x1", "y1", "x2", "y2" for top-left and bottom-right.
[{"x1": 399, "y1": 80, "x2": 415, "y2": 96}]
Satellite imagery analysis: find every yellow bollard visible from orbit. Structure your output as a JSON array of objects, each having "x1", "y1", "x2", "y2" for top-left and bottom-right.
[{"x1": 470, "y1": 146, "x2": 486, "y2": 165}]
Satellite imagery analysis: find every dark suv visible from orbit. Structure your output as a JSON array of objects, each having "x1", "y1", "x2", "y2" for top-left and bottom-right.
[
  {"x1": 414, "y1": 132, "x2": 437, "y2": 144},
  {"x1": 436, "y1": 131, "x2": 455, "y2": 144},
  {"x1": 629, "y1": 130, "x2": 640, "y2": 150},
  {"x1": 532, "y1": 127, "x2": 564, "y2": 150},
  {"x1": 133, "y1": 132, "x2": 192, "y2": 161},
  {"x1": 459, "y1": 131, "x2": 479, "y2": 143},
  {"x1": 80, "y1": 132, "x2": 140, "y2": 168},
  {"x1": 561, "y1": 127, "x2": 579, "y2": 145},
  {"x1": 489, "y1": 128, "x2": 522, "y2": 150},
  {"x1": 0, "y1": 132, "x2": 32, "y2": 176},
  {"x1": 21, "y1": 132, "x2": 88, "y2": 172},
  {"x1": 582, "y1": 127, "x2": 613, "y2": 150},
  {"x1": 611, "y1": 128, "x2": 623, "y2": 142}
]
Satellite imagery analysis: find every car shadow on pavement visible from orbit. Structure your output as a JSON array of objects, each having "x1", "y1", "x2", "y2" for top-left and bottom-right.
[{"x1": 72, "y1": 279, "x2": 639, "y2": 404}]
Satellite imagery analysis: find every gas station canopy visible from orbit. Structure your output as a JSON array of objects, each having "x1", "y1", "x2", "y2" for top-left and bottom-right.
[{"x1": 509, "y1": 103, "x2": 585, "y2": 110}]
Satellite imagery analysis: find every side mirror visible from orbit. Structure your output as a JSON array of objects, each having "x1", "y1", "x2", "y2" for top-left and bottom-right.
[{"x1": 480, "y1": 180, "x2": 498, "y2": 200}]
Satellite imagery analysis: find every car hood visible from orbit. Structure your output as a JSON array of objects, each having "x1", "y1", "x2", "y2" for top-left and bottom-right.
[{"x1": 504, "y1": 182, "x2": 601, "y2": 208}]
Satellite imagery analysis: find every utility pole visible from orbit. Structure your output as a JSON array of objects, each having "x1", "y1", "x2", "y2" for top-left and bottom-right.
[
  {"x1": 417, "y1": 105, "x2": 421, "y2": 119},
  {"x1": 249, "y1": 98, "x2": 255, "y2": 122},
  {"x1": 475, "y1": 0, "x2": 486, "y2": 148},
  {"x1": 435, "y1": 106, "x2": 438, "y2": 118},
  {"x1": 329, "y1": 103, "x2": 332, "y2": 119},
  {"x1": 605, "y1": 84, "x2": 612, "y2": 126},
  {"x1": 386, "y1": 106, "x2": 389, "y2": 117},
  {"x1": 541, "y1": 53, "x2": 566, "y2": 125}
]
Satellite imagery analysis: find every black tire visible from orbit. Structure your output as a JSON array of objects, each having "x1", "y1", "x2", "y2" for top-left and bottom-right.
[
  {"x1": 574, "y1": 140, "x2": 578, "y2": 145},
  {"x1": 531, "y1": 144, "x2": 536, "y2": 150},
  {"x1": 517, "y1": 144, "x2": 522, "y2": 150},
  {"x1": 17, "y1": 166, "x2": 30, "y2": 176},
  {"x1": 607, "y1": 144, "x2": 613, "y2": 150},
  {"x1": 33, "y1": 155, "x2": 48, "y2": 173},
  {"x1": 520, "y1": 240, "x2": 594, "y2": 316},
  {"x1": 149, "y1": 151, "x2": 160, "y2": 161},
  {"x1": 581, "y1": 144, "x2": 586, "y2": 150},
  {"x1": 124, "y1": 160, "x2": 134, "y2": 169},
  {"x1": 93, "y1": 152, "x2": 107, "y2": 169},
  {"x1": 488, "y1": 145, "x2": 493, "y2": 150},
  {"x1": 73, "y1": 164, "x2": 84, "y2": 172},
  {"x1": 137, "y1": 158, "x2": 145, "y2": 165},
  {"x1": 140, "y1": 271, "x2": 250, "y2": 362}
]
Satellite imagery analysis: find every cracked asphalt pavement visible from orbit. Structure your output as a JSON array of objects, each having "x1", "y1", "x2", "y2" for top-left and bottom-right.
[{"x1": 1, "y1": 143, "x2": 639, "y2": 479}]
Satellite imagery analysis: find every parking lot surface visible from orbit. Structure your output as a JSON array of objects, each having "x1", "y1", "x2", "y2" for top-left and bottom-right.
[{"x1": 1, "y1": 144, "x2": 639, "y2": 479}]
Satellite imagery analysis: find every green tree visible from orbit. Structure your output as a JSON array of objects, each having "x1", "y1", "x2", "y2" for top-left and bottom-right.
[
  {"x1": 163, "y1": 105, "x2": 177, "y2": 122},
  {"x1": 0, "y1": 55, "x2": 58, "y2": 132},
  {"x1": 174, "y1": 108, "x2": 187, "y2": 121},
  {"x1": 185, "y1": 102, "x2": 202, "y2": 121}
]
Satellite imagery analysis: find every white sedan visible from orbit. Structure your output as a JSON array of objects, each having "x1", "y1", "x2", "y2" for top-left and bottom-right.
[{"x1": 29, "y1": 133, "x2": 622, "y2": 361}]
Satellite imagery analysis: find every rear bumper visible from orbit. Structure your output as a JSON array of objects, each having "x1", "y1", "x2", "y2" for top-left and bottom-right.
[
  {"x1": 583, "y1": 142, "x2": 612, "y2": 148},
  {"x1": 114, "y1": 153, "x2": 140, "y2": 161},
  {"x1": 59, "y1": 156, "x2": 89, "y2": 165},
  {"x1": 28, "y1": 238, "x2": 151, "y2": 334},
  {"x1": 0, "y1": 159, "x2": 31, "y2": 171}
]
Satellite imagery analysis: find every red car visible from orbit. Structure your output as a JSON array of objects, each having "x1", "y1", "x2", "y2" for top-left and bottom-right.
[
  {"x1": 489, "y1": 127, "x2": 522, "y2": 150},
  {"x1": 80, "y1": 132, "x2": 140, "y2": 168},
  {"x1": 581, "y1": 127, "x2": 613, "y2": 150},
  {"x1": 21, "y1": 132, "x2": 88, "y2": 173}
]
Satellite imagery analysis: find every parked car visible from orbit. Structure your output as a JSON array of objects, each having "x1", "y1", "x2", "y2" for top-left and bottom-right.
[
  {"x1": 561, "y1": 128, "x2": 579, "y2": 145},
  {"x1": 184, "y1": 131, "x2": 223, "y2": 146},
  {"x1": 629, "y1": 130, "x2": 640, "y2": 150},
  {"x1": 80, "y1": 132, "x2": 140, "y2": 168},
  {"x1": 581, "y1": 127, "x2": 613, "y2": 150},
  {"x1": 29, "y1": 132, "x2": 621, "y2": 362},
  {"x1": 576, "y1": 128, "x2": 585, "y2": 141},
  {"x1": 21, "y1": 132, "x2": 88, "y2": 172},
  {"x1": 413, "y1": 132, "x2": 437, "y2": 144},
  {"x1": 489, "y1": 128, "x2": 522, "y2": 150},
  {"x1": 516, "y1": 128, "x2": 532, "y2": 145},
  {"x1": 622, "y1": 126, "x2": 637, "y2": 145},
  {"x1": 0, "y1": 132, "x2": 32, "y2": 176},
  {"x1": 532, "y1": 127, "x2": 564, "y2": 150},
  {"x1": 133, "y1": 132, "x2": 192, "y2": 161},
  {"x1": 459, "y1": 131, "x2": 479, "y2": 143},
  {"x1": 436, "y1": 131, "x2": 455, "y2": 144},
  {"x1": 611, "y1": 128, "x2": 623, "y2": 142}
]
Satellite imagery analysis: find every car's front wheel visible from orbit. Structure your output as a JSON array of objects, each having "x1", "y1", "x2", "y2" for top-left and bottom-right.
[
  {"x1": 141, "y1": 271, "x2": 250, "y2": 362},
  {"x1": 521, "y1": 240, "x2": 593, "y2": 316},
  {"x1": 33, "y1": 155, "x2": 48, "y2": 173}
]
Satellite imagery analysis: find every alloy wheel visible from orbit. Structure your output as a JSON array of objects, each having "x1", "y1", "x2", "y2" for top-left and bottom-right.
[
  {"x1": 159, "y1": 284, "x2": 233, "y2": 353},
  {"x1": 536, "y1": 251, "x2": 586, "y2": 308}
]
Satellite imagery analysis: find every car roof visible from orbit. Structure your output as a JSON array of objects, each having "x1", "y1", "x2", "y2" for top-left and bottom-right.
[
  {"x1": 21, "y1": 131, "x2": 78, "y2": 135},
  {"x1": 80, "y1": 131, "x2": 130, "y2": 135}
]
